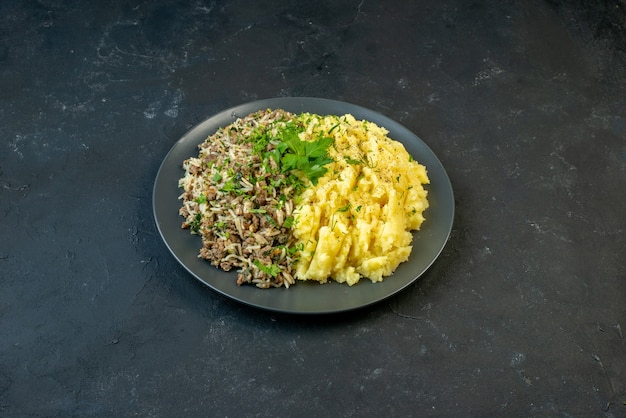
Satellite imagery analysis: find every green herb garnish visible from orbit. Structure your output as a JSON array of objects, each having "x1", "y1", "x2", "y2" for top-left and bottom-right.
[
  {"x1": 337, "y1": 203, "x2": 351, "y2": 213},
  {"x1": 344, "y1": 156, "x2": 362, "y2": 165},
  {"x1": 190, "y1": 212, "x2": 202, "y2": 233},
  {"x1": 253, "y1": 260, "x2": 281, "y2": 277},
  {"x1": 283, "y1": 216, "x2": 295, "y2": 228},
  {"x1": 275, "y1": 126, "x2": 334, "y2": 185}
]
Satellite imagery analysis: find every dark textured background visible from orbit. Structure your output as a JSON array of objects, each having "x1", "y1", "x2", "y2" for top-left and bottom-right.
[{"x1": 1, "y1": 0, "x2": 625, "y2": 416}]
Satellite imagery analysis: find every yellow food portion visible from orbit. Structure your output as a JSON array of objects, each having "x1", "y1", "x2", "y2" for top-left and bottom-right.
[{"x1": 293, "y1": 114, "x2": 430, "y2": 285}]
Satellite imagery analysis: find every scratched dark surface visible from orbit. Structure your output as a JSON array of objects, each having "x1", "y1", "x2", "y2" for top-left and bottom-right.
[{"x1": 1, "y1": 0, "x2": 625, "y2": 416}]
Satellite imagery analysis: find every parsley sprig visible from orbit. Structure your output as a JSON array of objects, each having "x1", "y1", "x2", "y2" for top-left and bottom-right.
[
  {"x1": 275, "y1": 125, "x2": 334, "y2": 185},
  {"x1": 248, "y1": 119, "x2": 335, "y2": 187}
]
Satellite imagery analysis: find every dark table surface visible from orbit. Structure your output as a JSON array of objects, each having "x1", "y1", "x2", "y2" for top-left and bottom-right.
[{"x1": 2, "y1": 0, "x2": 625, "y2": 416}]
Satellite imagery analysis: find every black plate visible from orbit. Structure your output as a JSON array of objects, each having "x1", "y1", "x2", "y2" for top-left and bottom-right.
[{"x1": 153, "y1": 97, "x2": 454, "y2": 314}]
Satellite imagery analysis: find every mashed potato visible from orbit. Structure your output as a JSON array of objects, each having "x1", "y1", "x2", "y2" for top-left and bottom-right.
[{"x1": 293, "y1": 114, "x2": 430, "y2": 285}]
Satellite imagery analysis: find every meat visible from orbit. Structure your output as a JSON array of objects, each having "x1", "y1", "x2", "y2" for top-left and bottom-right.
[{"x1": 178, "y1": 109, "x2": 301, "y2": 288}]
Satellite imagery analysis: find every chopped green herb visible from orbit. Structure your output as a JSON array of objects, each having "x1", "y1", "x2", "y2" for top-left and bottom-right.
[
  {"x1": 328, "y1": 123, "x2": 340, "y2": 133},
  {"x1": 219, "y1": 180, "x2": 239, "y2": 193},
  {"x1": 283, "y1": 216, "x2": 295, "y2": 229},
  {"x1": 253, "y1": 260, "x2": 281, "y2": 277},
  {"x1": 194, "y1": 194, "x2": 207, "y2": 204},
  {"x1": 278, "y1": 242, "x2": 304, "y2": 256},
  {"x1": 264, "y1": 213, "x2": 278, "y2": 227},
  {"x1": 344, "y1": 156, "x2": 362, "y2": 165},
  {"x1": 271, "y1": 178, "x2": 284, "y2": 188},
  {"x1": 190, "y1": 213, "x2": 202, "y2": 233},
  {"x1": 337, "y1": 203, "x2": 351, "y2": 213}
]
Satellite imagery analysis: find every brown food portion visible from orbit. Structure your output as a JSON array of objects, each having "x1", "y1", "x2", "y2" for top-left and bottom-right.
[{"x1": 178, "y1": 109, "x2": 300, "y2": 288}]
